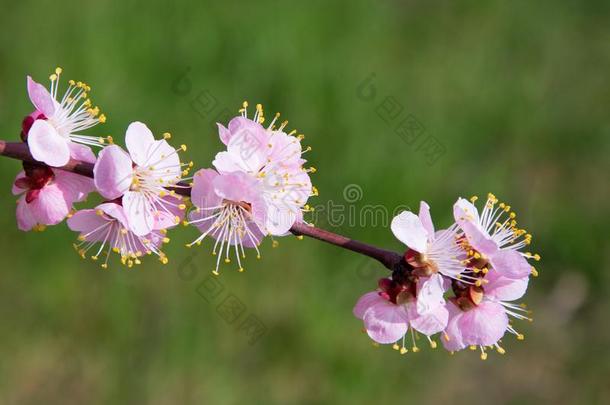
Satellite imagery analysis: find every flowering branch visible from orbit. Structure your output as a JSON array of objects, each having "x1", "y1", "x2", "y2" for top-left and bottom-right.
[
  {"x1": 0, "y1": 139, "x2": 401, "y2": 270},
  {"x1": 6, "y1": 68, "x2": 540, "y2": 358}
]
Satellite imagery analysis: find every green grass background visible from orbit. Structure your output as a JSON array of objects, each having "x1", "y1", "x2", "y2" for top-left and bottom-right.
[{"x1": 0, "y1": 0, "x2": 609, "y2": 404}]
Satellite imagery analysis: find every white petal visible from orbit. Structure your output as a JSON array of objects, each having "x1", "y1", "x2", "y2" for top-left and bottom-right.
[{"x1": 391, "y1": 211, "x2": 429, "y2": 253}]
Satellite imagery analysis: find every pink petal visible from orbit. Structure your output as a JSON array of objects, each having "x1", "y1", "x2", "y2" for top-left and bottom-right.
[
  {"x1": 212, "y1": 171, "x2": 258, "y2": 203},
  {"x1": 241, "y1": 220, "x2": 266, "y2": 248},
  {"x1": 217, "y1": 123, "x2": 231, "y2": 145},
  {"x1": 98, "y1": 202, "x2": 130, "y2": 228},
  {"x1": 67, "y1": 208, "x2": 110, "y2": 241},
  {"x1": 249, "y1": 196, "x2": 269, "y2": 234},
  {"x1": 490, "y1": 249, "x2": 532, "y2": 279},
  {"x1": 227, "y1": 116, "x2": 267, "y2": 145},
  {"x1": 353, "y1": 291, "x2": 384, "y2": 319},
  {"x1": 454, "y1": 203, "x2": 498, "y2": 255},
  {"x1": 12, "y1": 171, "x2": 27, "y2": 195},
  {"x1": 27, "y1": 76, "x2": 55, "y2": 117},
  {"x1": 410, "y1": 301, "x2": 449, "y2": 336},
  {"x1": 442, "y1": 302, "x2": 467, "y2": 352},
  {"x1": 69, "y1": 143, "x2": 96, "y2": 163},
  {"x1": 93, "y1": 145, "x2": 133, "y2": 199},
  {"x1": 27, "y1": 120, "x2": 70, "y2": 167},
  {"x1": 125, "y1": 121, "x2": 156, "y2": 167},
  {"x1": 268, "y1": 131, "x2": 302, "y2": 166},
  {"x1": 153, "y1": 196, "x2": 184, "y2": 230},
  {"x1": 28, "y1": 183, "x2": 71, "y2": 225},
  {"x1": 453, "y1": 198, "x2": 480, "y2": 224},
  {"x1": 484, "y1": 271, "x2": 529, "y2": 301},
  {"x1": 191, "y1": 169, "x2": 222, "y2": 209},
  {"x1": 212, "y1": 151, "x2": 244, "y2": 174},
  {"x1": 142, "y1": 139, "x2": 181, "y2": 183},
  {"x1": 416, "y1": 274, "x2": 446, "y2": 315},
  {"x1": 459, "y1": 301, "x2": 508, "y2": 347},
  {"x1": 418, "y1": 201, "x2": 435, "y2": 236},
  {"x1": 265, "y1": 204, "x2": 296, "y2": 236},
  {"x1": 390, "y1": 211, "x2": 429, "y2": 253},
  {"x1": 223, "y1": 125, "x2": 268, "y2": 173},
  {"x1": 362, "y1": 300, "x2": 410, "y2": 344},
  {"x1": 54, "y1": 169, "x2": 95, "y2": 203},
  {"x1": 123, "y1": 191, "x2": 155, "y2": 236},
  {"x1": 16, "y1": 196, "x2": 37, "y2": 231}
]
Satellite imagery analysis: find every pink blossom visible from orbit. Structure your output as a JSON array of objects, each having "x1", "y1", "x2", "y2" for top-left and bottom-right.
[
  {"x1": 353, "y1": 275, "x2": 449, "y2": 353},
  {"x1": 391, "y1": 201, "x2": 467, "y2": 280},
  {"x1": 442, "y1": 271, "x2": 530, "y2": 358},
  {"x1": 93, "y1": 122, "x2": 188, "y2": 236},
  {"x1": 67, "y1": 202, "x2": 168, "y2": 268},
  {"x1": 454, "y1": 194, "x2": 538, "y2": 279},
  {"x1": 13, "y1": 158, "x2": 95, "y2": 231},
  {"x1": 25, "y1": 68, "x2": 108, "y2": 167},
  {"x1": 212, "y1": 103, "x2": 314, "y2": 236},
  {"x1": 185, "y1": 168, "x2": 266, "y2": 275}
]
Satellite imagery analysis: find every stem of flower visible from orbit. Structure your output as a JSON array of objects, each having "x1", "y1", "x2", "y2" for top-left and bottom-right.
[{"x1": 0, "y1": 140, "x2": 402, "y2": 271}]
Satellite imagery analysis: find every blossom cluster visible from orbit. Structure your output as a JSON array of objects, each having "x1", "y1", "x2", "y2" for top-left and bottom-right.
[
  {"x1": 10, "y1": 68, "x2": 539, "y2": 359},
  {"x1": 354, "y1": 197, "x2": 539, "y2": 359},
  {"x1": 13, "y1": 69, "x2": 314, "y2": 269}
]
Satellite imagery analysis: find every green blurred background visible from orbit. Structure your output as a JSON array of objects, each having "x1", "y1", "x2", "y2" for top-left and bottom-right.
[{"x1": 1, "y1": 0, "x2": 609, "y2": 403}]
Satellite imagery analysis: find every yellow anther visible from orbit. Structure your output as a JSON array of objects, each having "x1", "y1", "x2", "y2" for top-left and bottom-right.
[
  {"x1": 411, "y1": 346, "x2": 420, "y2": 353},
  {"x1": 162, "y1": 237, "x2": 170, "y2": 243},
  {"x1": 392, "y1": 343, "x2": 400, "y2": 351},
  {"x1": 531, "y1": 267, "x2": 539, "y2": 277},
  {"x1": 429, "y1": 340, "x2": 437, "y2": 349},
  {"x1": 399, "y1": 347, "x2": 408, "y2": 355},
  {"x1": 180, "y1": 144, "x2": 187, "y2": 151},
  {"x1": 96, "y1": 209, "x2": 104, "y2": 216},
  {"x1": 238, "y1": 267, "x2": 245, "y2": 273},
  {"x1": 212, "y1": 270, "x2": 220, "y2": 276},
  {"x1": 497, "y1": 346, "x2": 506, "y2": 354},
  {"x1": 480, "y1": 352, "x2": 488, "y2": 360},
  {"x1": 296, "y1": 235, "x2": 304, "y2": 240},
  {"x1": 517, "y1": 334, "x2": 525, "y2": 340},
  {"x1": 224, "y1": 258, "x2": 231, "y2": 263},
  {"x1": 99, "y1": 114, "x2": 107, "y2": 123},
  {"x1": 178, "y1": 204, "x2": 187, "y2": 210},
  {"x1": 272, "y1": 240, "x2": 279, "y2": 248},
  {"x1": 55, "y1": 67, "x2": 63, "y2": 74}
]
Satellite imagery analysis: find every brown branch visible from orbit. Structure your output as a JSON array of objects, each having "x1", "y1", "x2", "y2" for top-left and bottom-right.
[{"x1": 1, "y1": 140, "x2": 402, "y2": 271}]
